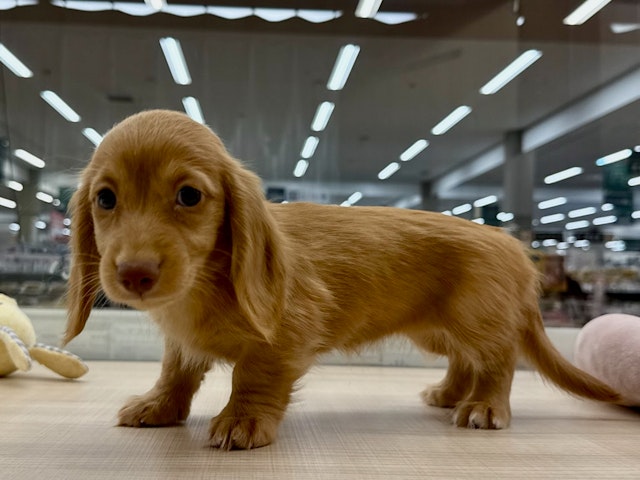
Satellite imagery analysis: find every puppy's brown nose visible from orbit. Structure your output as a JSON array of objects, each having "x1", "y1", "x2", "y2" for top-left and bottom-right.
[{"x1": 117, "y1": 261, "x2": 160, "y2": 295}]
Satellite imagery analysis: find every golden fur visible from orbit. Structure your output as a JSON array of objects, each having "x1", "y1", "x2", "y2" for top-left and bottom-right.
[{"x1": 65, "y1": 110, "x2": 620, "y2": 450}]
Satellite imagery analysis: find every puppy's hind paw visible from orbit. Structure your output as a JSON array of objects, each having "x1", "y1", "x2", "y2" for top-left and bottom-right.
[
  {"x1": 209, "y1": 413, "x2": 277, "y2": 450},
  {"x1": 452, "y1": 401, "x2": 510, "y2": 430},
  {"x1": 118, "y1": 394, "x2": 188, "y2": 428}
]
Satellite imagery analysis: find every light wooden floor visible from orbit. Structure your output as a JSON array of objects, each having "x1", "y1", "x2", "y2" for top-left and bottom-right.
[{"x1": 2, "y1": 362, "x2": 639, "y2": 479}]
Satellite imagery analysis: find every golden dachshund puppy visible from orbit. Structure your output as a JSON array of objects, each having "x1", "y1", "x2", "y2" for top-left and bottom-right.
[{"x1": 65, "y1": 110, "x2": 619, "y2": 450}]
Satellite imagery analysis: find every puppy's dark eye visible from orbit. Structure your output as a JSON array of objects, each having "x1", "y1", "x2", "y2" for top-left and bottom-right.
[
  {"x1": 176, "y1": 186, "x2": 202, "y2": 207},
  {"x1": 97, "y1": 188, "x2": 116, "y2": 210}
]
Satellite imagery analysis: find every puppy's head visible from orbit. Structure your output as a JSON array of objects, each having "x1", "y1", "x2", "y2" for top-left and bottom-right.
[{"x1": 64, "y1": 110, "x2": 286, "y2": 344}]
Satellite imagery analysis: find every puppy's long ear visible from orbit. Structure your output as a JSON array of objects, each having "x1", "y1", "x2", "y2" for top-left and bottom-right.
[
  {"x1": 63, "y1": 183, "x2": 100, "y2": 345},
  {"x1": 223, "y1": 160, "x2": 288, "y2": 342}
]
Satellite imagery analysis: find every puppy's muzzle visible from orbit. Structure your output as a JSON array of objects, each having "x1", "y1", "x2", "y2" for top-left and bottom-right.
[{"x1": 117, "y1": 261, "x2": 160, "y2": 295}]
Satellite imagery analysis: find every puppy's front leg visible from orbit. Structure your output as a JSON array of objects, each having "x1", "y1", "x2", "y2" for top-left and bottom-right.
[
  {"x1": 118, "y1": 339, "x2": 210, "y2": 427},
  {"x1": 209, "y1": 348, "x2": 308, "y2": 450}
]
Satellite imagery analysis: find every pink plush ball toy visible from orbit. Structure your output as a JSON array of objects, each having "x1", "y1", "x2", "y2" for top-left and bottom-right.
[{"x1": 574, "y1": 313, "x2": 640, "y2": 406}]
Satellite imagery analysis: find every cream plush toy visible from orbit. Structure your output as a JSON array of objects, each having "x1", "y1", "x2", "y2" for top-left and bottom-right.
[{"x1": 0, "y1": 294, "x2": 88, "y2": 379}]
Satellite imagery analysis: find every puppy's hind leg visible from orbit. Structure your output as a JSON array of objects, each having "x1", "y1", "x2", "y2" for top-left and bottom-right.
[
  {"x1": 118, "y1": 339, "x2": 210, "y2": 427},
  {"x1": 409, "y1": 332, "x2": 474, "y2": 408}
]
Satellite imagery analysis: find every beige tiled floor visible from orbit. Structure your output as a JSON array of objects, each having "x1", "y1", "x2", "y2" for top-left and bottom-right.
[{"x1": 2, "y1": 362, "x2": 640, "y2": 479}]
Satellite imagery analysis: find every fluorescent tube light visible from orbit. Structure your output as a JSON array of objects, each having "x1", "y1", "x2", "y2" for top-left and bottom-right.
[
  {"x1": 208, "y1": 6, "x2": 252, "y2": 19},
  {"x1": 431, "y1": 106, "x2": 472, "y2": 135},
  {"x1": 0, "y1": 42, "x2": 33, "y2": 78},
  {"x1": 144, "y1": 0, "x2": 164, "y2": 11},
  {"x1": 159, "y1": 37, "x2": 191, "y2": 85},
  {"x1": 629, "y1": 175, "x2": 640, "y2": 186},
  {"x1": 635, "y1": 145, "x2": 640, "y2": 152},
  {"x1": 0, "y1": 196, "x2": 17, "y2": 209},
  {"x1": 254, "y1": 8, "x2": 296, "y2": 22},
  {"x1": 9, "y1": 223, "x2": 20, "y2": 232},
  {"x1": 400, "y1": 139, "x2": 429, "y2": 161},
  {"x1": 497, "y1": 212, "x2": 514, "y2": 222},
  {"x1": 442, "y1": 210, "x2": 452, "y2": 216},
  {"x1": 473, "y1": 195, "x2": 498, "y2": 208},
  {"x1": 182, "y1": 96, "x2": 205, "y2": 124},
  {"x1": 538, "y1": 197, "x2": 567, "y2": 209},
  {"x1": 479, "y1": 50, "x2": 542, "y2": 95},
  {"x1": 36, "y1": 192, "x2": 54, "y2": 203},
  {"x1": 347, "y1": 191, "x2": 363, "y2": 205},
  {"x1": 355, "y1": 0, "x2": 382, "y2": 18},
  {"x1": 40, "y1": 90, "x2": 81, "y2": 122},
  {"x1": 568, "y1": 207, "x2": 597, "y2": 218},
  {"x1": 610, "y1": 23, "x2": 640, "y2": 34},
  {"x1": 14, "y1": 149, "x2": 45, "y2": 168},
  {"x1": 595, "y1": 148, "x2": 632, "y2": 166},
  {"x1": 311, "y1": 101, "x2": 335, "y2": 132},
  {"x1": 374, "y1": 12, "x2": 418, "y2": 25},
  {"x1": 6, "y1": 180, "x2": 23, "y2": 192},
  {"x1": 542, "y1": 239, "x2": 558, "y2": 247},
  {"x1": 300, "y1": 136, "x2": 319, "y2": 159},
  {"x1": 540, "y1": 213, "x2": 565, "y2": 224},
  {"x1": 293, "y1": 160, "x2": 309, "y2": 178},
  {"x1": 452, "y1": 203, "x2": 472, "y2": 215},
  {"x1": 82, "y1": 128, "x2": 103, "y2": 146},
  {"x1": 601, "y1": 203, "x2": 614, "y2": 211},
  {"x1": 378, "y1": 162, "x2": 400, "y2": 180},
  {"x1": 297, "y1": 10, "x2": 342, "y2": 23},
  {"x1": 593, "y1": 215, "x2": 617, "y2": 226},
  {"x1": 327, "y1": 44, "x2": 360, "y2": 91},
  {"x1": 544, "y1": 167, "x2": 583, "y2": 184},
  {"x1": 472, "y1": 218, "x2": 485, "y2": 224},
  {"x1": 563, "y1": 0, "x2": 611, "y2": 25},
  {"x1": 566, "y1": 220, "x2": 590, "y2": 230}
]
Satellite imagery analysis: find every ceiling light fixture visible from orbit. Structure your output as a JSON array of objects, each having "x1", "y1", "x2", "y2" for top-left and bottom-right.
[
  {"x1": 479, "y1": 50, "x2": 542, "y2": 95},
  {"x1": 0, "y1": 196, "x2": 17, "y2": 209},
  {"x1": 40, "y1": 90, "x2": 81, "y2": 122},
  {"x1": 595, "y1": 148, "x2": 632, "y2": 166},
  {"x1": 311, "y1": 101, "x2": 335, "y2": 132},
  {"x1": 544, "y1": 166, "x2": 583, "y2": 184},
  {"x1": 9, "y1": 223, "x2": 20, "y2": 232},
  {"x1": 473, "y1": 195, "x2": 498, "y2": 208},
  {"x1": 540, "y1": 213, "x2": 565, "y2": 224},
  {"x1": 374, "y1": 12, "x2": 418, "y2": 24},
  {"x1": 293, "y1": 159, "x2": 309, "y2": 178},
  {"x1": 431, "y1": 106, "x2": 472, "y2": 135},
  {"x1": 355, "y1": 0, "x2": 382, "y2": 18},
  {"x1": 327, "y1": 44, "x2": 360, "y2": 91},
  {"x1": 629, "y1": 176, "x2": 640, "y2": 187},
  {"x1": 159, "y1": 37, "x2": 191, "y2": 85},
  {"x1": 610, "y1": 23, "x2": 640, "y2": 34},
  {"x1": 82, "y1": 128, "x2": 103, "y2": 146},
  {"x1": 6, "y1": 180, "x2": 23, "y2": 192},
  {"x1": 593, "y1": 215, "x2": 617, "y2": 226},
  {"x1": 14, "y1": 149, "x2": 45, "y2": 168},
  {"x1": 566, "y1": 220, "x2": 590, "y2": 230},
  {"x1": 452, "y1": 203, "x2": 472, "y2": 215},
  {"x1": 182, "y1": 96, "x2": 205, "y2": 124},
  {"x1": 0, "y1": 42, "x2": 33, "y2": 78},
  {"x1": 568, "y1": 207, "x2": 597, "y2": 218},
  {"x1": 36, "y1": 192, "x2": 54, "y2": 204},
  {"x1": 538, "y1": 197, "x2": 567, "y2": 209},
  {"x1": 300, "y1": 136, "x2": 319, "y2": 159},
  {"x1": 378, "y1": 162, "x2": 400, "y2": 180},
  {"x1": 635, "y1": 145, "x2": 640, "y2": 153},
  {"x1": 341, "y1": 191, "x2": 363, "y2": 207},
  {"x1": 144, "y1": 0, "x2": 165, "y2": 11},
  {"x1": 563, "y1": 0, "x2": 611, "y2": 26},
  {"x1": 400, "y1": 139, "x2": 429, "y2": 161}
]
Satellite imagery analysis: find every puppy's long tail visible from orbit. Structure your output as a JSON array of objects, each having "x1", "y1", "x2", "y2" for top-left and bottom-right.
[{"x1": 521, "y1": 308, "x2": 621, "y2": 403}]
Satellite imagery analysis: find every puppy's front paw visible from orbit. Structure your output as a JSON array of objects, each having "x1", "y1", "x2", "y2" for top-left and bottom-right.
[
  {"x1": 118, "y1": 393, "x2": 188, "y2": 427},
  {"x1": 209, "y1": 410, "x2": 278, "y2": 450},
  {"x1": 453, "y1": 401, "x2": 510, "y2": 430}
]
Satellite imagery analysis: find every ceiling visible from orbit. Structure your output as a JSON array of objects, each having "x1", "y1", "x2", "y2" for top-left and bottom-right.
[{"x1": 1, "y1": 0, "x2": 640, "y2": 239}]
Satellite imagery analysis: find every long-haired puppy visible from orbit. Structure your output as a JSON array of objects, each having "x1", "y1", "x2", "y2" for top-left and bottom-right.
[{"x1": 65, "y1": 110, "x2": 620, "y2": 450}]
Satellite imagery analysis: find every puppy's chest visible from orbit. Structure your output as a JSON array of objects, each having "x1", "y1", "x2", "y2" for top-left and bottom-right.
[{"x1": 152, "y1": 307, "x2": 247, "y2": 362}]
